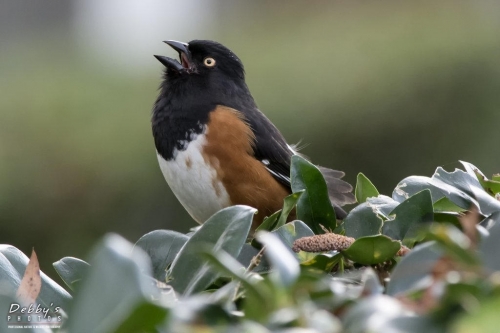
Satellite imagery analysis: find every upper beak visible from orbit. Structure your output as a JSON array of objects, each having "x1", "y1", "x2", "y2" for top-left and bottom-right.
[{"x1": 154, "y1": 40, "x2": 192, "y2": 72}]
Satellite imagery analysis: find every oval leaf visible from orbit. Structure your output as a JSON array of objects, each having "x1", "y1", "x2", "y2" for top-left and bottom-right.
[
  {"x1": 342, "y1": 295, "x2": 409, "y2": 333},
  {"x1": 344, "y1": 202, "x2": 383, "y2": 238},
  {"x1": 0, "y1": 245, "x2": 72, "y2": 311},
  {"x1": 300, "y1": 252, "x2": 342, "y2": 272},
  {"x1": 134, "y1": 230, "x2": 189, "y2": 282},
  {"x1": 392, "y1": 174, "x2": 477, "y2": 213},
  {"x1": 434, "y1": 167, "x2": 500, "y2": 215},
  {"x1": 291, "y1": 155, "x2": 337, "y2": 233},
  {"x1": 53, "y1": 257, "x2": 90, "y2": 291},
  {"x1": 479, "y1": 211, "x2": 500, "y2": 273},
  {"x1": 276, "y1": 190, "x2": 304, "y2": 228},
  {"x1": 386, "y1": 241, "x2": 443, "y2": 296},
  {"x1": 168, "y1": 205, "x2": 256, "y2": 295},
  {"x1": 382, "y1": 189, "x2": 433, "y2": 243},
  {"x1": 366, "y1": 195, "x2": 400, "y2": 219},
  {"x1": 355, "y1": 173, "x2": 379, "y2": 203},
  {"x1": 67, "y1": 234, "x2": 166, "y2": 333},
  {"x1": 255, "y1": 209, "x2": 281, "y2": 233},
  {"x1": 272, "y1": 220, "x2": 315, "y2": 249},
  {"x1": 342, "y1": 235, "x2": 401, "y2": 265}
]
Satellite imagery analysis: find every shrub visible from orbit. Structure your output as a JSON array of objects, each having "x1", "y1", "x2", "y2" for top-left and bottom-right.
[{"x1": 1, "y1": 159, "x2": 500, "y2": 332}]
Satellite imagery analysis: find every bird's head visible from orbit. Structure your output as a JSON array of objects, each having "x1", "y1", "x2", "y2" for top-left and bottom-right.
[
  {"x1": 154, "y1": 40, "x2": 255, "y2": 112},
  {"x1": 155, "y1": 40, "x2": 245, "y2": 82}
]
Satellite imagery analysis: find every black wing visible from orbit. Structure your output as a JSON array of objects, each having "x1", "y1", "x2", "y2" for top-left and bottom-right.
[
  {"x1": 244, "y1": 108, "x2": 294, "y2": 190},
  {"x1": 243, "y1": 108, "x2": 356, "y2": 214}
]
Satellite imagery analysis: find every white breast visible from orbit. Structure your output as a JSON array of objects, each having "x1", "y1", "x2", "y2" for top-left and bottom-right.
[{"x1": 156, "y1": 133, "x2": 231, "y2": 224}]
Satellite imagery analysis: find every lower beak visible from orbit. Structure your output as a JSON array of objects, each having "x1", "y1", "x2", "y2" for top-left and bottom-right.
[
  {"x1": 154, "y1": 40, "x2": 192, "y2": 71},
  {"x1": 154, "y1": 55, "x2": 184, "y2": 71}
]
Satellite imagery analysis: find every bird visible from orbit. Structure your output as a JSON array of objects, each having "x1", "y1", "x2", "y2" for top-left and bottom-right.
[{"x1": 152, "y1": 40, "x2": 355, "y2": 230}]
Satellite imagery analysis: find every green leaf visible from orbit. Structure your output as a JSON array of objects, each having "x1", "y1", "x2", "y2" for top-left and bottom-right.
[
  {"x1": 255, "y1": 210, "x2": 281, "y2": 233},
  {"x1": 493, "y1": 174, "x2": 500, "y2": 182},
  {"x1": 392, "y1": 174, "x2": 477, "y2": 212},
  {"x1": 113, "y1": 301, "x2": 169, "y2": 333},
  {"x1": 276, "y1": 190, "x2": 304, "y2": 228},
  {"x1": 452, "y1": 294, "x2": 500, "y2": 333},
  {"x1": 433, "y1": 197, "x2": 465, "y2": 213},
  {"x1": 343, "y1": 202, "x2": 383, "y2": 238},
  {"x1": 67, "y1": 234, "x2": 168, "y2": 333},
  {"x1": 434, "y1": 212, "x2": 461, "y2": 227},
  {"x1": 385, "y1": 316, "x2": 441, "y2": 333},
  {"x1": 272, "y1": 220, "x2": 315, "y2": 260},
  {"x1": 0, "y1": 245, "x2": 72, "y2": 311},
  {"x1": 479, "y1": 211, "x2": 500, "y2": 273},
  {"x1": 463, "y1": 161, "x2": 500, "y2": 196},
  {"x1": 291, "y1": 155, "x2": 337, "y2": 234},
  {"x1": 342, "y1": 235, "x2": 401, "y2": 265},
  {"x1": 0, "y1": 250, "x2": 22, "y2": 297},
  {"x1": 134, "y1": 229, "x2": 189, "y2": 282},
  {"x1": 355, "y1": 173, "x2": 379, "y2": 203},
  {"x1": 434, "y1": 167, "x2": 500, "y2": 215},
  {"x1": 342, "y1": 295, "x2": 416, "y2": 333},
  {"x1": 360, "y1": 267, "x2": 384, "y2": 295},
  {"x1": 300, "y1": 252, "x2": 342, "y2": 272},
  {"x1": 256, "y1": 231, "x2": 300, "y2": 287},
  {"x1": 386, "y1": 241, "x2": 443, "y2": 295},
  {"x1": 460, "y1": 160, "x2": 485, "y2": 178},
  {"x1": 168, "y1": 297, "x2": 235, "y2": 329},
  {"x1": 366, "y1": 195, "x2": 400, "y2": 219},
  {"x1": 168, "y1": 205, "x2": 255, "y2": 295},
  {"x1": 203, "y1": 249, "x2": 266, "y2": 303},
  {"x1": 202, "y1": 249, "x2": 275, "y2": 322},
  {"x1": 53, "y1": 257, "x2": 90, "y2": 291},
  {"x1": 382, "y1": 190, "x2": 433, "y2": 243},
  {"x1": 426, "y1": 224, "x2": 479, "y2": 267},
  {"x1": 476, "y1": 173, "x2": 500, "y2": 196},
  {"x1": 460, "y1": 161, "x2": 500, "y2": 195},
  {"x1": 254, "y1": 191, "x2": 304, "y2": 236},
  {"x1": 436, "y1": 283, "x2": 485, "y2": 321},
  {"x1": 270, "y1": 221, "x2": 314, "y2": 269}
]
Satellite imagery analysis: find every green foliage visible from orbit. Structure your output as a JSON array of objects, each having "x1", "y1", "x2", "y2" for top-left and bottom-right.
[
  {"x1": 134, "y1": 230, "x2": 189, "y2": 282},
  {"x1": 167, "y1": 205, "x2": 255, "y2": 295},
  {"x1": 3, "y1": 160, "x2": 500, "y2": 332},
  {"x1": 53, "y1": 257, "x2": 90, "y2": 291},
  {"x1": 254, "y1": 190, "x2": 304, "y2": 234},
  {"x1": 355, "y1": 172, "x2": 380, "y2": 203},
  {"x1": 342, "y1": 235, "x2": 401, "y2": 265},
  {"x1": 0, "y1": 245, "x2": 72, "y2": 311},
  {"x1": 291, "y1": 155, "x2": 338, "y2": 233}
]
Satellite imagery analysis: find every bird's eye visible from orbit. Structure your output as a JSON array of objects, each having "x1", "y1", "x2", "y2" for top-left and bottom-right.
[{"x1": 203, "y1": 57, "x2": 216, "y2": 67}]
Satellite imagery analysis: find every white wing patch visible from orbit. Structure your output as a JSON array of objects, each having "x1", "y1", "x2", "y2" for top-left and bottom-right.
[{"x1": 264, "y1": 165, "x2": 291, "y2": 184}]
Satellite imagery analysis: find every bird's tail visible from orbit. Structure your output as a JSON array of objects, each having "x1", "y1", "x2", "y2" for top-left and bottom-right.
[{"x1": 317, "y1": 166, "x2": 356, "y2": 219}]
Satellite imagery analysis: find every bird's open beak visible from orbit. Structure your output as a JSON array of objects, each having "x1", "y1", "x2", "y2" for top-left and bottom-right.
[{"x1": 154, "y1": 40, "x2": 193, "y2": 72}]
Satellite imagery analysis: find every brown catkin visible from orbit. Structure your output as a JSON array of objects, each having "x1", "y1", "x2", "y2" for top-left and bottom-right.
[
  {"x1": 292, "y1": 234, "x2": 355, "y2": 253},
  {"x1": 292, "y1": 234, "x2": 411, "y2": 257}
]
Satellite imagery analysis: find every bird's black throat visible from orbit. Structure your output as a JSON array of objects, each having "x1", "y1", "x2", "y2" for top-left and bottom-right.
[{"x1": 152, "y1": 70, "x2": 256, "y2": 161}]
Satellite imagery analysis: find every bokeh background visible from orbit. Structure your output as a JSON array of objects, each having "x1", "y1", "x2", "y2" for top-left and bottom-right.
[{"x1": 1, "y1": 0, "x2": 500, "y2": 281}]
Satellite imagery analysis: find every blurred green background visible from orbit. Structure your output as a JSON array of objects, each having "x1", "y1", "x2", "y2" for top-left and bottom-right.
[{"x1": 1, "y1": 0, "x2": 500, "y2": 280}]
